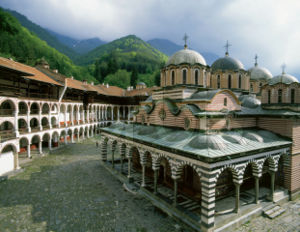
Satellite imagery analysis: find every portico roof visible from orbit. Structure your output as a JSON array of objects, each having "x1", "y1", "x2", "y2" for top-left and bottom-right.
[{"x1": 101, "y1": 122, "x2": 291, "y2": 161}]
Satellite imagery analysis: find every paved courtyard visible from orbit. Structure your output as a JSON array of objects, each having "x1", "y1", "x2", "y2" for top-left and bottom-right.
[{"x1": 0, "y1": 138, "x2": 299, "y2": 232}]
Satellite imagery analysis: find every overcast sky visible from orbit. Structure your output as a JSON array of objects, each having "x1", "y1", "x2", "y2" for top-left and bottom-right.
[{"x1": 1, "y1": 0, "x2": 300, "y2": 76}]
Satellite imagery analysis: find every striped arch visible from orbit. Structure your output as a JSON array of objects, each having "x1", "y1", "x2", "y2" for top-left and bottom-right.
[
  {"x1": 152, "y1": 153, "x2": 172, "y2": 171},
  {"x1": 173, "y1": 160, "x2": 202, "y2": 180},
  {"x1": 216, "y1": 164, "x2": 240, "y2": 184}
]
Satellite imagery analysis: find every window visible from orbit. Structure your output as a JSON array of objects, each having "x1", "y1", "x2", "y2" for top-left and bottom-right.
[
  {"x1": 291, "y1": 89, "x2": 295, "y2": 104},
  {"x1": 278, "y1": 89, "x2": 282, "y2": 103},
  {"x1": 171, "y1": 71, "x2": 175, "y2": 85},
  {"x1": 217, "y1": 75, "x2": 220, "y2": 88},
  {"x1": 182, "y1": 69, "x2": 187, "y2": 84},
  {"x1": 268, "y1": 90, "x2": 271, "y2": 104},
  {"x1": 238, "y1": 74, "x2": 242, "y2": 89},
  {"x1": 195, "y1": 70, "x2": 199, "y2": 85},
  {"x1": 224, "y1": 98, "x2": 227, "y2": 106},
  {"x1": 259, "y1": 82, "x2": 263, "y2": 87},
  {"x1": 228, "y1": 75, "x2": 232, "y2": 89}
]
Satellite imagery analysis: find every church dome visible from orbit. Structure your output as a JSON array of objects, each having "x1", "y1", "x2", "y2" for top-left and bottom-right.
[
  {"x1": 268, "y1": 73, "x2": 298, "y2": 85},
  {"x1": 248, "y1": 65, "x2": 272, "y2": 81},
  {"x1": 166, "y1": 48, "x2": 207, "y2": 66},
  {"x1": 211, "y1": 54, "x2": 244, "y2": 72}
]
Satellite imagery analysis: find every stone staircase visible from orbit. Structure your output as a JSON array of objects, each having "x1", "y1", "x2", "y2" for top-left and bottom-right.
[{"x1": 263, "y1": 204, "x2": 286, "y2": 219}]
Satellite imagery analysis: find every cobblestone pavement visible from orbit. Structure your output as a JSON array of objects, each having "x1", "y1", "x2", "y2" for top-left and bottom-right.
[
  {"x1": 0, "y1": 138, "x2": 192, "y2": 232},
  {"x1": 233, "y1": 198, "x2": 300, "y2": 232},
  {"x1": 1, "y1": 139, "x2": 300, "y2": 232}
]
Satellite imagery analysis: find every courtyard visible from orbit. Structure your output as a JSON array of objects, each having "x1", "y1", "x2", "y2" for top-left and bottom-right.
[{"x1": 0, "y1": 138, "x2": 299, "y2": 232}]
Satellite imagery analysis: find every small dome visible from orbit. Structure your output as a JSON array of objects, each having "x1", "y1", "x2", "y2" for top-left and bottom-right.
[
  {"x1": 248, "y1": 65, "x2": 272, "y2": 81},
  {"x1": 166, "y1": 48, "x2": 207, "y2": 66},
  {"x1": 137, "y1": 82, "x2": 146, "y2": 86},
  {"x1": 268, "y1": 73, "x2": 299, "y2": 85},
  {"x1": 188, "y1": 134, "x2": 226, "y2": 150},
  {"x1": 239, "y1": 95, "x2": 261, "y2": 108},
  {"x1": 211, "y1": 55, "x2": 244, "y2": 72}
]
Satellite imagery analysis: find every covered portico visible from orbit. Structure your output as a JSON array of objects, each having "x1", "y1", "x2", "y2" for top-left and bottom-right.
[{"x1": 99, "y1": 122, "x2": 291, "y2": 232}]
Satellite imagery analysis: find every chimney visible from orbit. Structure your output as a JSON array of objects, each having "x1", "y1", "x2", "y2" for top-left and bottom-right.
[
  {"x1": 83, "y1": 80, "x2": 87, "y2": 85},
  {"x1": 9, "y1": 58, "x2": 13, "y2": 61},
  {"x1": 53, "y1": 69, "x2": 58, "y2": 73},
  {"x1": 106, "y1": 83, "x2": 109, "y2": 88},
  {"x1": 70, "y1": 76, "x2": 74, "y2": 80},
  {"x1": 91, "y1": 81, "x2": 94, "y2": 86}
]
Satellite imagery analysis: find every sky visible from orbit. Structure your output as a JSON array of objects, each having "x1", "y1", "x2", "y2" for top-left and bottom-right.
[{"x1": 1, "y1": 0, "x2": 300, "y2": 76}]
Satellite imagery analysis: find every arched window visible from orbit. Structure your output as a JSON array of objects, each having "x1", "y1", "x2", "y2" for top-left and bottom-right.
[
  {"x1": 217, "y1": 75, "x2": 221, "y2": 88},
  {"x1": 238, "y1": 74, "x2": 242, "y2": 89},
  {"x1": 224, "y1": 98, "x2": 227, "y2": 106},
  {"x1": 291, "y1": 89, "x2": 295, "y2": 104},
  {"x1": 259, "y1": 82, "x2": 263, "y2": 87},
  {"x1": 182, "y1": 69, "x2": 187, "y2": 84},
  {"x1": 171, "y1": 70, "x2": 175, "y2": 85},
  {"x1": 268, "y1": 90, "x2": 271, "y2": 104},
  {"x1": 195, "y1": 70, "x2": 199, "y2": 85},
  {"x1": 228, "y1": 75, "x2": 232, "y2": 89},
  {"x1": 278, "y1": 89, "x2": 282, "y2": 103}
]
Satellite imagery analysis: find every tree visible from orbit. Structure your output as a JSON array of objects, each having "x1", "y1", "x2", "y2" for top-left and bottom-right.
[
  {"x1": 104, "y1": 69, "x2": 130, "y2": 89},
  {"x1": 130, "y1": 66, "x2": 138, "y2": 87}
]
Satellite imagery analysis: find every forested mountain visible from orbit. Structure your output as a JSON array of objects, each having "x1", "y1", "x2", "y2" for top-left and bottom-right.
[
  {"x1": 0, "y1": 8, "x2": 95, "y2": 82},
  {"x1": 5, "y1": 8, "x2": 78, "y2": 59},
  {"x1": 47, "y1": 29, "x2": 106, "y2": 54},
  {"x1": 77, "y1": 35, "x2": 168, "y2": 87}
]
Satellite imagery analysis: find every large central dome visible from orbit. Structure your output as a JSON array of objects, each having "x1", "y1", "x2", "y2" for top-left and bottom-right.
[
  {"x1": 166, "y1": 48, "x2": 207, "y2": 66},
  {"x1": 211, "y1": 55, "x2": 244, "y2": 72}
]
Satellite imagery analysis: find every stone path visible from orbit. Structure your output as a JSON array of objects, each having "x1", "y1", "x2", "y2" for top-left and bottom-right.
[
  {"x1": 1, "y1": 139, "x2": 300, "y2": 232},
  {"x1": 0, "y1": 139, "x2": 192, "y2": 232},
  {"x1": 232, "y1": 198, "x2": 300, "y2": 232}
]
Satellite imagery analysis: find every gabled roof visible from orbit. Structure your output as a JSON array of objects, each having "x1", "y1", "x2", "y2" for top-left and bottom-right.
[{"x1": 0, "y1": 57, "x2": 62, "y2": 86}]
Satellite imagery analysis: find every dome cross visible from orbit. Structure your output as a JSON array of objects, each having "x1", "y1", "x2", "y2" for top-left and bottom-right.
[
  {"x1": 254, "y1": 54, "x2": 258, "y2": 66},
  {"x1": 183, "y1": 33, "x2": 189, "y2": 49},
  {"x1": 224, "y1": 40, "x2": 231, "y2": 56},
  {"x1": 281, "y1": 63, "x2": 286, "y2": 74}
]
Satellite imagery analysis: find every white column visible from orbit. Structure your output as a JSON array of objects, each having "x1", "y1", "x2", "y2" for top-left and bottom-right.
[
  {"x1": 122, "y1": 107, "x2": 125, "y2": 119},
  {"x1": 39, "y1": 112, "x2": 42, "y2": 131},
  {"x1": 71, "y1": 133, "x2": 74, "y2": 143},
  {"x1": 128, "y1": 106, "x2": 130, "y2": 121},
  {"x1": 64, "y1": 111, "x2": 67, "y2": 127},
  {"x1": 71, "y1": 107, "x2": 74, "y2": 126},
  {"x1": 27, "y1": 144, "x2": 31, "y2": 158},
  {"x1": 39, "y1": 141, "x2": 43, "y2": 154},
  {"x1": 117, "y1": 106, "x2": 120, "y2": 121},
  {"x1": 27, "y1": 112, "x2": 31, "y2": 132},
  {"x1": 77, "y1": 132, "x2": 80, "y2": 142},
  {"x1": 14, "y1": 110, "x2": 19, "y2": 137},
  {"x1": 48, "y1": 139, "x2": 52, "y2": 150},
  {"x1": 111, "y1": 107, "x2": 114, "y2": 121},
  {"x1": 48, "y1": 112, "x2": 52, "y2": 129},
  {"x1": 64, "y1": 135, "x2": 68, "y2": 144},
  {"x1": 87, "y1": 110, "x2": 90, "y2": 123}
]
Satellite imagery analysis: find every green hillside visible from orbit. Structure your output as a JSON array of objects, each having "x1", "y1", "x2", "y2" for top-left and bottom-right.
[
  {"x1": 0, "y1": 8, "x2": 95, "y2": 82},
  {"x1": 76, "y1": 35, "x2": 167, "y2": 86},
  {"x1": 5, "y1": 8, "x2": 78, "y2": 59}
]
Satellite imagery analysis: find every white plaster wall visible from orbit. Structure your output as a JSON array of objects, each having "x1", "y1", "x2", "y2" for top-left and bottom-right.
[{"x1": 0, "y1": 151, "x2": 14, "y2": 175}]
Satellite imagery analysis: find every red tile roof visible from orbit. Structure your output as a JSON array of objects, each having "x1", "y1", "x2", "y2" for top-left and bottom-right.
[{"x1": 0, "y1": 57, "x2": 62, "y2": 86}]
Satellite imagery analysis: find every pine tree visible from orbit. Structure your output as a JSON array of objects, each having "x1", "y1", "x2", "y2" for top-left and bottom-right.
[{"x1": 130, "y1": 66, "x2": 138, "y2": 87}]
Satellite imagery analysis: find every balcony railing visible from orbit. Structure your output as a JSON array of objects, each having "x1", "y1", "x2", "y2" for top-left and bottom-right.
[
  {"x1": 19, "y1": 128, "x2": 27, "y2": 134},
  {"x1": 0, "y1": 109, "x2": 14, "y2": 116},
  {"x1": 0, "y1": 130, "x2": 16, "y2": 142},
  {"x1": 30, "y1": 109, "x2": 39, "y2": 115}
]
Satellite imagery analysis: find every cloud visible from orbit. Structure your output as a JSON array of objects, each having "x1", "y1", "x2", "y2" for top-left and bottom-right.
[{"x1": 1, "y1": 0, "x2": 300, "y2": 76}]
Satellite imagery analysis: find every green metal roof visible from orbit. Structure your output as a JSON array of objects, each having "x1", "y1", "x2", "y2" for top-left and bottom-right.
[{"x1": 101, "y1": 122, "x2": 291, "y2": 159}]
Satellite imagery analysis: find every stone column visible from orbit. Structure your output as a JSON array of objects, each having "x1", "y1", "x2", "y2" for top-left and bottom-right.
[
  {"x1": 14, "y1": 152, "x2": 20, "y2": 170},
  {"x1": 141, "y1": 164, "x2": 146, "y2": 187},
  {"x1": 87, "y1": 110, "x2": 90, "y2": 123},
  {"x1": 48, "y1": 139, "x2": 52, "y2": 150},
  {"x1": 14, "y1": 110, "x2": 19, "y2": 137},
  {"x1": 39, "y1": 141, "x2": 43, "y2": 154},
  {"x1": 27, "y1": 112, "x2": 31, "y2": 132},
  {"x1": 64, "y1": 111, "x2": 67, "y2": 127},
  {"x1": 270, "y1": 171, "x2": 275, "y2": 201},
  {"x1": 128, "y1": 107, "x2": 130, "y2": 121},
  {"x1": 153, "y1": 169, "x2": 158, "y2": 194},
  {"x1": 117, "y1": 106, "x2": 120, "y2": 121},
  {"x1": 234, "y1": 183, "x2": 241, "y2": 213},
  {"x1": 111, "y1": 107, "x2": 114, "y2": 121},
  {"x1": 48, "y1": 112, "x2": 52, "y2": 129},
  {"x1": 39, "y1": 112, "x2": 43, "y2": 131},
  {"x1": 127, "y1": 156, "x2": 132, "y2": 179},
  {"x1": 87, "y1": 128, "x2": 90, "y2": 138},
  {"x1": 254, "y1": 176, "x2": 260, "y2": 204},
  {"x1": 27, "y1": 144, "x2": 31, "y2": 158},
  {"x1": 77, "y1": 133, "x2": 80, "y2": 142},
  {"x1": 201, "y1": 175, "x2": 216, "y2": 232},
  {"x1": 173, "y1": 178, "x2": 178, "y2": 206},
  {"x1": 71, "y1": 133, "x2": 74, "y2": 143}
]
